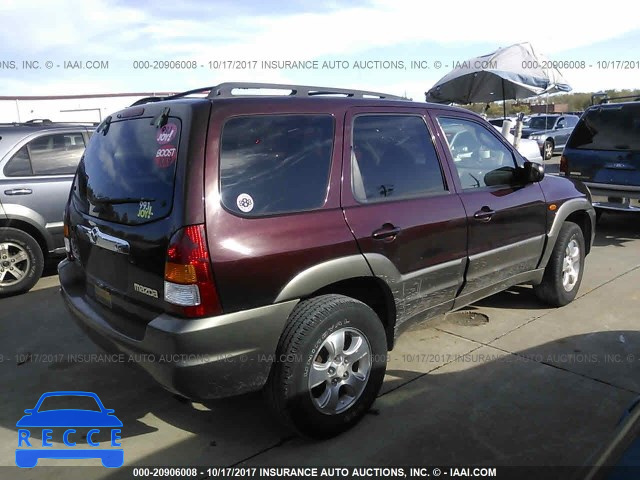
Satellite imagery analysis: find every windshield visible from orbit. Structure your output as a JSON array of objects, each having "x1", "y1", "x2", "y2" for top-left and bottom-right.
[
  {"x1": 37, "y1": 395, "x2": 101, "y2": 412},
  {"x1": 73, "y1": 118, "x2": 181, "y2": 225},
  {"x1": 528, "y1": 117, "x2": 556, "y2": 130}
]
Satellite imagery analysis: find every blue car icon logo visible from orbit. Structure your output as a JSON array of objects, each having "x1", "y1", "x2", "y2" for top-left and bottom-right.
[{"x1": 16, "y1": 391, "x2": 123, "y2": 468}]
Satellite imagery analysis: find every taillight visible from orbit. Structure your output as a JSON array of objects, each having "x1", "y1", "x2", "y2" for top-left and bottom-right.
[
  {"x1": 63, "y1": 208, "x2": 74, "y2": 261},
  {"x1": 164, "y1": 224, "x2": 222, "y2": 318},
  {"x1": 559, "y1": 155, "x2": 569, "y2": 176}
]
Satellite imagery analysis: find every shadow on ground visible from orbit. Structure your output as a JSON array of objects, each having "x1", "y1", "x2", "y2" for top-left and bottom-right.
[
  {"x1": 3, "y1": 287, "x2": 638, "y2": 479},
  {"x1": 593, "y1": 211, "x2": 640, "y2": 248}
]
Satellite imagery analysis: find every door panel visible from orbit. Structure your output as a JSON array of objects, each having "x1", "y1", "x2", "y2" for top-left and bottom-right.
[
  {"x1": 0, "y1": 130, "x2": 86, "y2": 249},
  {"x1": 341, "y1": 108, "x2": 468, "y2": 330},
  {"x1": 432, "y1": 113, "x2": 546, "y2": 301}
]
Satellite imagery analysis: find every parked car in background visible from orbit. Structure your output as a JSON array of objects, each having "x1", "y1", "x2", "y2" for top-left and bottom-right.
[
  {"x1": 520, "y1": 114, "x2": 581, "y2": 160},
  {"x1": 488, "y1": 118, "x2": 543, "y2": 163},
  {"x1": 0, "y1": 120, "x2": 94, "y2": 295},
  {"x1": 562, "y1": 101, "x2": 640, "y2": 219},
  {"x1": 59, "y1": 83, "x2": 594, "y2": 439}
]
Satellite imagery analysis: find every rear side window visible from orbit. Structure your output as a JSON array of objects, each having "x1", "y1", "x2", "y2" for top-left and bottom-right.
[
  {"x1": 220, "y1": 115, "x2": 333, "y2": 216},
  {"x1": 4, "y1": 146, "x2": 32, "y2": 176},
  {"x1": 30, "y1": 133, "x2": 85, "y2": 175},
  {"x1": 73, "y1": 118, "x2": 181, "y2": 225},
  {"x1": 4, "y1": 132, "x2": 85, "y2": 177},
  {"x1": 568, "y1": 104, "x2": 640, "y2": 151},
  {"x1": 351, "y1": 115, "x2": 446, "y2": 202}
]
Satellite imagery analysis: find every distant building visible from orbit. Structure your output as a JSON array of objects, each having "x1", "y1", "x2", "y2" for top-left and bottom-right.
[
  {"x1": 0, "y1": 93, "x2": 176, "y2": 123},
  {"x1": 529, "y1": 103, "x2": 569, "y2": 114}
]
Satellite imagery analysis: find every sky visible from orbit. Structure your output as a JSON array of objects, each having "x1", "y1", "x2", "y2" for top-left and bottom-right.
[{"x1": 1, "y1": 0, "x2": 640, "y2": 102}]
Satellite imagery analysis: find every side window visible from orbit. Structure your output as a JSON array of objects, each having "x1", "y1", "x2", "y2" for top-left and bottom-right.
[
  {"x1": 220, "y1": 115, "x2": 334, "y2": 216},
  {"x1": 566, "y1": 116, "x2": 578, "y2": 127},
  {"x1": 29, "y1": 133, "x2": 86, "y2": 176},
  {"x1": 4, "y1": 146, "x2": 32, "y2": 177},
  {"x1": 351, "y1": 115, "x2": 446, "y2": 202},
  {"x1": 437, "y1": 117, "x2": 517, "y2": 189}
]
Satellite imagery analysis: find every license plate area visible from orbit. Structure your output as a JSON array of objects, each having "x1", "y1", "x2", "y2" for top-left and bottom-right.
[{"x1": 94, "y1": 283, "x2": 112, "y2": 309}]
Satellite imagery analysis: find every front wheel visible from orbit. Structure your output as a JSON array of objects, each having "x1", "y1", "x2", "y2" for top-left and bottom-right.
[
  {"x1": 534, "y1": 222, "x2": 585, "y2": 307},
  {"x1": 266, "y1": 294, "x2": 387, "y2": 438}
]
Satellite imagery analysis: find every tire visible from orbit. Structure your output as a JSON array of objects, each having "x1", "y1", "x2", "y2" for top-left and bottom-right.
[
  {"x1": 0, "y1": 227, "x2": 44, "y2": 296},
  {"x1": 534, "y1": 222, "x2": 585, "y2": 307},
  {"x1": 543, "y1": 139, "x2": 554, "y2": 160},
  {"x1": 266, "y1": 294, "x2": 387, "y2": 438}
]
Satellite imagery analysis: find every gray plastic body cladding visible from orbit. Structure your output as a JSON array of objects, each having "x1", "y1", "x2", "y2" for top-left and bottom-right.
[
  {"x1": 538, "y1": 197, "x2": 595, "y2": 270},
  {"x1": 461, "y1": 235, "x2": 545, "y2": 295},
  {"x1": 363, "y1": 254, "x2": 465, "y2": 332},
  {"x1": 59, "y1": 259, "x2": 299, "y2": 399}
]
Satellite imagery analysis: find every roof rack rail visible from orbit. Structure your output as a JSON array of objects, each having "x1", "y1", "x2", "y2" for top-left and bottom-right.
[
  {"x1": 207, "y1": 82, "x2": 407, "y2": 100},
  {"x1": 24, "y1": 118, "x2": 53, "y2": 124},
  {"x1": 591, "y1": 93, "x2": 640, "y2": 106},
  {"x1": 130, "y1": 82, "x2": 408, "y2": 106}
]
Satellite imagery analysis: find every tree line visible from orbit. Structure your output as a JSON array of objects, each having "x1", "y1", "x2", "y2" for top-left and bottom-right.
[{"x1": 457, "y1": 88, "x2": 640, "y2": 117}]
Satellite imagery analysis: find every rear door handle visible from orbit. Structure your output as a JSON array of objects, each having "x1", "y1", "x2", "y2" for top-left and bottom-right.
[
  {"x1": 372, "y1": 224, "x2": 401, "y2": 240},
  {"x1": 4, "y1": 188, "x2": 32, "y2": 196},
  {"x1": 473, "y1": 207, "x2": 495, "y2": 222}
]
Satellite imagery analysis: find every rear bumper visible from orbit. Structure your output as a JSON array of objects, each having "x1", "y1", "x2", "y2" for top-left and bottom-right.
[
  {"x1": 58, "y1": 259, "x2": 298, "y2": 399},
  {"x1": 586, "y1": 183, "x2": 640, "y2": 212}
]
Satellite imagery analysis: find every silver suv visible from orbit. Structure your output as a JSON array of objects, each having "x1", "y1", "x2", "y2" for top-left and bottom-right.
[
  {"x1": 520, "y1": 114, "x2": 581, "y2": 160},
  {"x1": 0, "y1": 120, "x2": 94, "y2": 295}
]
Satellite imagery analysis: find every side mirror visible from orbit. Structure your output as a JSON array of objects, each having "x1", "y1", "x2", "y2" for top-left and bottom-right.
[
  {"x1": 24, "y1": 409, "x2": 34, "y2": 415},
  {"x1": 521, "y1": 161, "x2": 545, "y2": 183},
  {"x1": 484, "y1": 167, "x2": 516, "y2": 186}
]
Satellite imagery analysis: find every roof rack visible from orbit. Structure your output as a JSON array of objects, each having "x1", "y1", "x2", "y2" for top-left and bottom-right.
[
  {"x1": 591, "y1": 93, "x2": 640, "y2": 106},
  {"x1": 131, "y1": 82, "x2": 408, "y2": 106}
]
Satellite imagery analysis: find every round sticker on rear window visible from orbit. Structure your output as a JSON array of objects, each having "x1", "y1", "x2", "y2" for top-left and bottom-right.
[
  {"x1": 236, "y1": 193, "x2": 254, "y2": 213},
  {"x1": 156, "y1": 123, "x2": 178, "y2": 144},
  {"x1": 155, "y1": 144, "x2": 178, "y2": 168}
]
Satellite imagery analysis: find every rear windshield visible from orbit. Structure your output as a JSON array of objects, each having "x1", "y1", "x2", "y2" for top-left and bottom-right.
[
  {"x1": 568, "y1": 104, "x2": 640, "y2": 151},
  {"x1": 220, "y1": 114, "x2": 333, "y2": 216},
  {"x1": 73, "y1": 118, "x2": 181, "y2": 225}
]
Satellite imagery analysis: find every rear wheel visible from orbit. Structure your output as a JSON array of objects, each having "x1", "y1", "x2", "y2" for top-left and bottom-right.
[
  {"x1": 0, "y1": 228, "x2": 44, "y2": 296},
  {"x1": 266, "y1": 294, "x2": 387, "y2": 438},
  {"x1": 543, "y1": 139, "x2": 554, "y2": 160},
  {"x1": 534, "y1": 222, "x2": 585, "y2": 307}
]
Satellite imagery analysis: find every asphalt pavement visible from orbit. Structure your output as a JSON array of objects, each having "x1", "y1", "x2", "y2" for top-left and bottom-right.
[{"x1": 1, "y1": 206, "x2": 639, "y2": 480}]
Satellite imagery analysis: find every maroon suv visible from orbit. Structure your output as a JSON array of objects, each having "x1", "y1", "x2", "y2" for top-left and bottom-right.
[{"x1": 59, "y1": 83, "x2": 596, "y2": 438}]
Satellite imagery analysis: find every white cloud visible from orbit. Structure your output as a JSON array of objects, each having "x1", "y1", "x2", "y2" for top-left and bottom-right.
[
  {"x1": 4, "y1": 0, "x2": 639, "y2": 57},
  {"x1": 2, "y1": 0, "x2": 639, "y2": 95}
]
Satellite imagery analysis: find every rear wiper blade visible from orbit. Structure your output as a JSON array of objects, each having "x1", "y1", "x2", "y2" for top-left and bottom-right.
[{"x1": 90, "y1": 196, "x2": 155, "y2": 205}]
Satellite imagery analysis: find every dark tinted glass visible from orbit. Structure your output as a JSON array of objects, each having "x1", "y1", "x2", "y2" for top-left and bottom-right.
[
  {"x1": 4, "y1": 146, "x2": 32, "y2": 176},
  {"x1": 73, "y1": 118, "x2": 181, "y2": 225},
  {"x1": 29, "y1": 133, "x2": 85, "y2": 175},
  {"x1": 351, "y1": 115, "x2": 445, "y2": 202},
  {"x1": 220, "y1": 115, "x2": 333, "y2": 216},
  {"x1": 568, "y1": 104, "x2": 640, "y2": 151},
  {"x1": 438, "y1": 117, "x2": 517, "y2": 189}
]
